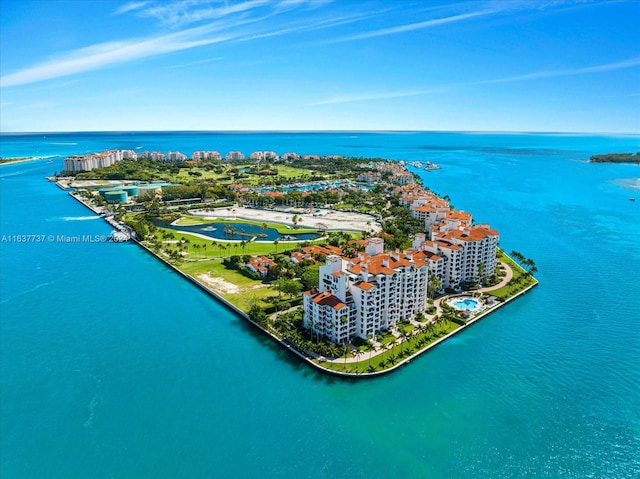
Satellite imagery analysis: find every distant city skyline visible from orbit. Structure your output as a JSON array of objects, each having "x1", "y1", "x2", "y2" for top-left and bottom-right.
[{"x1": 1, "y1": 0, "x2": 638, "y2": 133}]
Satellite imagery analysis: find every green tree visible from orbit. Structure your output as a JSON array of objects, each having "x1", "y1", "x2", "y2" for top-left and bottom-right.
[
  {"x1": 273, "y1": 278, "x2": 302, "y2": 298},
  {"x1": 477, "y1": 262, "x2": 486, "y2": 285},
  {"x1": 427, "y1": 271, "x2": 442, "y2": 299},
  {"x1": 300, "y1": 267, "x2": 320, "y2": 290},
  {"x1": 401, "y1": 329, "x2": 411, "y2": 355},
  {"x1": 248, "y1": 304, "x2": 267, "y2": 326}
]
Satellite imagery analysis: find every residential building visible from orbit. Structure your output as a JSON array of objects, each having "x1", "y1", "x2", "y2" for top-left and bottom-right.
[
  {"x1": 290, "y1": 244, "x2": 343, "y2": 264},
  {"x1": 250, "y1": 151, "x2": 279, "y2": 162},
  {"x1": 225, "y1": 151, "x2": 245, "y2": 161},
  {"x1": 303, "y1": 238, "x2": 429, "y2": 344},
  {"x1": 191, "y1": 151, "x2": 222, "y2": 161},
  {"x1": 246, "y1": 256, "x2": 276, "y2": 277},
  {"x1": 281, "y1": 152, "x2": 300, "y2": 161},
  {"x1": 63, "y1": 149, "x2": 123, "y2": 172},
  {"x1": 409, "y1": 207, "x2": 499, "y2": 289},
  {"x1": 166, "y1": 151, "x2": 187, "y2": 162},
  {"x1": 121, "y1": 150, "x2": 138, "y2": 160}
]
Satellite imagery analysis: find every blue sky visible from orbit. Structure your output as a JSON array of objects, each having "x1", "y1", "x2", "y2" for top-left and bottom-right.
[{"x1": 1, "y1": 0, "x2": 638, "y2": 133}]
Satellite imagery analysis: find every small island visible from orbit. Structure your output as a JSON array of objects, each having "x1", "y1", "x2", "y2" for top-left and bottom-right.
[
  {"x1": 52, "y1": 148, "x2": 538, "y2": 376},
  {"x1": 1, "y1": 156, "x2": 34, "y2": 165},
  {"x1": 589, "y1": 152, "x2": 640, "y2": 164}
]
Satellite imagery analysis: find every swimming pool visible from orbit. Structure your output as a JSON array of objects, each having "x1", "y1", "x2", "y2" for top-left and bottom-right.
[
  {"x1": 453, "y1": 298, "x2": 479, "y2": 310},
  {"x1": 447, "y1": 296, "x2": 485, "y2": 313}
]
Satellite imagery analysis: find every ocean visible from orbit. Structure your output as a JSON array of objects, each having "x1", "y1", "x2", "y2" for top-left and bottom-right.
[{"x1": 1, "y1": 131, "x2": 639, "y2": 478}]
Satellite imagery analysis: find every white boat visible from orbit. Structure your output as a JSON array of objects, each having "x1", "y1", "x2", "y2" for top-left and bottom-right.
[
  {"x1": 424, "y1": 162, "x2": 441, "y2": 171},
  {"x1": 109, "y1": 230, "x2": 130, "y2": 242}
]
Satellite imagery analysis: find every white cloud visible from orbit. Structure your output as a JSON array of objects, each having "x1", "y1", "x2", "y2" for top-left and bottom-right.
[
  {"x1": 475, "y1": 56, "x2": 640, "y2": 84},
  {"x1": 308, "y1": 56, "x2": 640, "y2": 107},
  {"x1": 113, "y1": 1, "x2": 150, "y2": 15},
  {"x1": 126, "y1": 0, "x2": 271, "y2": 27},
  {"x1": 0, "y1": 24, "x2": 235, "y2": 88},
  {"x1": 307, "y1": 89, "x2": 443, "y2": 106},
  {"x1": 0, "y1": 1, "x2": 376, "y2": 88},
  {"x1": 164, "y1": 57, "x2": 224, "y2": 69},
  {"x1": 330, "y1": 8, "x2": 500, "y2": 43}
]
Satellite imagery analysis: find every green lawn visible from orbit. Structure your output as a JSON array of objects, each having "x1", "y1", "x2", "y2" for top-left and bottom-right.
[
  {"x1": 491, "y1": 251, "x2": 538, "y2": 300},
  {"x1": 173, "y1": 257, "x2": 277, "y2": 310},
  {"x1": 179, "y1": 258, "x2": 255, "y2": 284},
  {"x1": 268, "y1": 165, "x2": 314, "y2": 180},
  {"x1": 225, "y1": 287, "x2": 278, "y2": 311},
  {"x1": 151, "y1": 227, "x2": 300, "y2": 258},
  {"x1": 174, "y1": 169, "x2": 221, "y2": 181},
  {"x1": 315, "y1": 319, "x2": 460, "y2": 374}
]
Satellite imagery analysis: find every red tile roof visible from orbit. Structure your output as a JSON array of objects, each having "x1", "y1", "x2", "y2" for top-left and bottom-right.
[
  {"x1": 354, "y1": 281, "x2": 375, "y2": 290},
  {"x1": 312, "y1": 292, "x2": 348, "y2": 310}
]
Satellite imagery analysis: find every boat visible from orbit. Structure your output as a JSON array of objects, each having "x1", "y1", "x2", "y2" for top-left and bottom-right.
[
  {"x1": 109, "y1": 230, "x2": 130, "y2": 242},
  {"x1": 424, "y1": 162, "x2": 441, "y2": 171},
  {"x1": 631, "y1": 197, "x2": 636, "y2": 201}
]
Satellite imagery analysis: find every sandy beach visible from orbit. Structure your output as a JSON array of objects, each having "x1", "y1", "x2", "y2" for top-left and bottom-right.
[{"x1": 188, "y1": 206, "x2": 381, "y2": 233}]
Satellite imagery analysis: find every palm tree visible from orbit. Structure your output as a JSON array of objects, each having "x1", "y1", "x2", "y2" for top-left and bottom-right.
[
  {"x1": 378, "y1": 341, "x2": 387, "y2": 368},
  {"x1": 343, "y1": 342, "x2": 349, "y2": 370},
  {"x1": 351, "y1": 348, "x2": 362, "y2": 374},
  {"x1": 274, "y1": 239, "x2": 279, "y2": 254},
  {"x1": 389, "y1": 334, "x2": 398, "y2": 364},
  {"x1": 477, "y1": 261, "x2": 486, "y2": 285},
  {"x1": 388, "y1": 337, "x2": 397, "y2": 365},
  {"x1": 402, "y1": 329, "x2": 412, "y2": 355},
  {"x1": 366, "y1": 341, "x2": 374, "y2": 370}
]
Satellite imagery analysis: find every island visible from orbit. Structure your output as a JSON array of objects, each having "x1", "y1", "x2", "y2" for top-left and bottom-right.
[
  {"x1": 53, "y1": 148, "x2": 538, "y2": 376},
  {"x1": 1, "y1": 156, "x2": 35, "y2": 165},
  {"x1": 589, "y1": 152, "x2": 640, "y2": 164}
]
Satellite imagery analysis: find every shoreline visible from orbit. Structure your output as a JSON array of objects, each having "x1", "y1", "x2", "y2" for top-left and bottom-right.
[
  {"x1": 1, "y1": 156, "x2": 57, "y2": 166},
  {"x1": 65, "y1": 189, "x2": 538, "y2": 378}
]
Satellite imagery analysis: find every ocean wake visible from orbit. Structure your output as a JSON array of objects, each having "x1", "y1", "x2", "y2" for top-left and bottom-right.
[
  {"x1": 611, "y1": 177, "x2": 640, "y2": 190},
  {"x1": 84, "y1": 393, "x2": 98, "y2": 428},
  {"x1": 61, "y1": 215, "x2": 101, "y2": 221}
]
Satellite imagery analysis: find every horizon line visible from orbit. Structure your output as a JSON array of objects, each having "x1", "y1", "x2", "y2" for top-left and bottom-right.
[{"x1": 2, "y1": 128, "x2": 640, "y2": 136}]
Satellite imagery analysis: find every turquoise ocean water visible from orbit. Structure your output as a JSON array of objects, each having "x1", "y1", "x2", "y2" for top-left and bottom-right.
[{"x1": 1, "y1": 132, "x2": 639, "y2": 478}]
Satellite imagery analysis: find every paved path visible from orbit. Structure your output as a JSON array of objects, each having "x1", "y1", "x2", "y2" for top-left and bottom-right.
[{"x1": 478, "y1": 261, "x2": 513, "y2": 293}]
